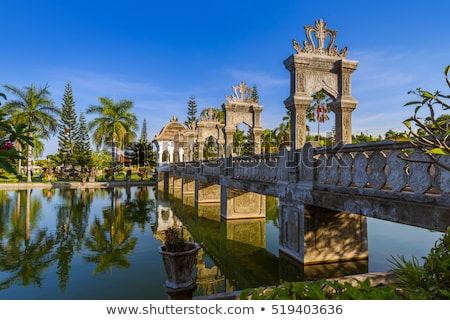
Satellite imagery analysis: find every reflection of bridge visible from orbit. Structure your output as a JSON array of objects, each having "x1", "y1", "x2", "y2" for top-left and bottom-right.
[{"x1": 158, "y1": 140, "x2": 450, "y2": 265}]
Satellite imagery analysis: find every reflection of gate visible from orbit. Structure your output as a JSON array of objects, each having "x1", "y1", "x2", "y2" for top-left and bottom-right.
[
  {"x1": 223, "y1": 82, "x2": 264, "y2": 156},
  {"x1": 284, "y1": 18, "x2": 359, "y2": 149}
]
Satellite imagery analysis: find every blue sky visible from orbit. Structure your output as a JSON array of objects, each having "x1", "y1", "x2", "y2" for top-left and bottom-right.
[{"x1": 1, "y1": 0, "x2": 449, "y2": 156}]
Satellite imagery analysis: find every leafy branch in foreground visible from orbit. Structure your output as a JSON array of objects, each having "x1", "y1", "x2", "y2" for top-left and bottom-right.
[{"x1": 402, "y1": 65, "x2": 450, "y2": 170}]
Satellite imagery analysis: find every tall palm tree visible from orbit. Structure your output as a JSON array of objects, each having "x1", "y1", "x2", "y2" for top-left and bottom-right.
[
  {"x1": 1, "y1": 84, "x2": 59, "y2": 181},
  {"x1": 261, "y1": 128, "x2": 277, "y2": 153},
  {"x1": 86, "y1": 97, "x2": 138, "y2": 180},
  {"x1": 307, "y1": 90, "x2": 332, "y2": 142},
  {"x1": 274, "y1": 112, "x2": 291, "y2": 149}
]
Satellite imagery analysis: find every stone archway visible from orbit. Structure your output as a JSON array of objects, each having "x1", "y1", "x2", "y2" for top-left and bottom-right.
[
  {"x1": 222, "y1": 82, "x2": 264, "y2": 157},
  {"x1": 284, "y1": 19, "x2": 359, "y2": 149},
  {"x1": 197, "y1": 107, "x2": 225, "y2": 160}
]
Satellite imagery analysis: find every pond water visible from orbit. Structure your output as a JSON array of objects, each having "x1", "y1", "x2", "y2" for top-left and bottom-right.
[{"x1": 0, "y1": 186, "x2": 444, "y2": 299}]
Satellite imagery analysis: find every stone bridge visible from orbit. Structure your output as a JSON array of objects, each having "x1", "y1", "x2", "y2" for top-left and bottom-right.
[
  {"x1": 155, "y1": 19, "x2": 449, "y2": 266},
  {"x1": 158, "y1": 140, "x2": 450, "y2": 264}
]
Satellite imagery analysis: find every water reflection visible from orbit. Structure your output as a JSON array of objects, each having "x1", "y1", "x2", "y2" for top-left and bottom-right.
[
  {"x1": 0, "y1": 186, "x2": 444, "y2": 299},
  {"x1": 83, "y1": 188, "x2": 137, "y2": 275},
  {"x1": 0, "y1": 189, "x2": 55, "y2": 290}
]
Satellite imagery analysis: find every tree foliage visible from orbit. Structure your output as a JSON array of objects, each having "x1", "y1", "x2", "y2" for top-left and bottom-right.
[
  {"x1": 57, "y1": 81, "x2": 78, "y2": 167},
  {"x1": 1, "y1": 83, "x2": 59, "y2": 181},
  {"x1": 86, "y1": 97, "x2": 138, "y2": 180},
  {"x1": 307, "y1": 90, "x2": 332, "y2": 141},
  {"x1": 184, "y1": 96, "x2": 198, "y2": 128},
  {"x1": 125, "y1": 118, "x2": 154, "y2": 168},
  {"x1": 86, "y1": 97, "x2": 138, "y2": 150},
  {"x1": 403, "y1": 65, "x2": 450, "y2": 170},
  {"x1": 0, "y1": 112, "x2": 34, "y2": 174},
  {"x1": 73, "y1": 112, "x2": 93, "y2": 169}
]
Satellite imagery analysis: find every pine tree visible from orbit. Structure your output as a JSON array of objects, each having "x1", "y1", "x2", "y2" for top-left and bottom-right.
[
  {"x1": 251, "y1": 85, "x2": 259, "y2": 102},
  {"x1": 57, "y1": 81, "x2": 78, "y2": 168},
  {"x1": 126, "y1": 118, "x2": 155, "y2": 168},
  {"x1": 140, "y1": 118, "x2": 148, "y2": 143},
  {"x1": 73, "y1": 112, "x2": 92, "y2": 169},
  {"x1": 184, "y1": 96, "x2": 198, "y2": 128}
]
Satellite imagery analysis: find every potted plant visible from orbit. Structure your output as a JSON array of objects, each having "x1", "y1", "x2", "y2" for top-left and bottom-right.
[{"x1": 158, "y1": 226, "x2": 200, "y2": 299}]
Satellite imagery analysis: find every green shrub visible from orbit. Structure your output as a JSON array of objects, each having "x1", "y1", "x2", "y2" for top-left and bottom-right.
[
  {"x1": 389, "y1": 226, "x2": 450, "y2": 299},
  {"x1": 240, "y1": 278, "x2": 402, "y2": 300},
  {"x1": 242, "y1": 227, "x2": 450, "y2": 300}
]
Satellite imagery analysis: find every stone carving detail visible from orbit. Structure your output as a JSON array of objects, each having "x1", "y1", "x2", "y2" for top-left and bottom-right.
[
  {"x1": 292, "y1": 19, "x2": 348, "y2": 57},
  {"x1": 368, "y1": 151, "x2": 386, "y2": 190},
  {"x1": 338, "y1": 153, "x2": 353, "y2": 187},
  {"x1": 433, "y1": 155, "x2": 450, "y2": 194},
  {"x1": 317, "y1": 154, "x2": 328, "y2": 184},
  {"x1": 296, "y1": 69, "x2": 305, "y2": 92},
  {"x1": 342, "y1": 73, "x2": 351, "y2": 95},
  {"x1": 306, "y1": 72, "x2": 338, "y2": 98},
  {"x1": 225, "y1": 82, "x2": 257, "y2": 103},
  {"x1": 328, "y1": 156, "x2": 339, "y2": 185},
  {"x1": 386, "y1": 150, "x2": 407, "y2": 192},
  {"x1": 199, "y1": 107, "x2": 219, "y2": 121},
  {"x1": 353, "y1": 152, "x2": 368, "y2": 188},
  {"x1": 408, "y1": 152, "x2": 432, "y2": 194}
]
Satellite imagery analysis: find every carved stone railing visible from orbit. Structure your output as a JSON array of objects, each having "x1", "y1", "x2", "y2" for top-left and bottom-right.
[
  {"x1": 173, "y1": 158, "x2": 226, "y2": 177},
  {"x1": 173, "y1": 148, "x2": 291, "y2": 183},
  {"x1": 231, "y1": 151, "x2": 286, "y2": 183},
  {"x1": 172, "y1": 140, "x2": 450, "y2": 197},
  {"x1": 312, "y1": 140, "x2": 450, "y2": 196}
]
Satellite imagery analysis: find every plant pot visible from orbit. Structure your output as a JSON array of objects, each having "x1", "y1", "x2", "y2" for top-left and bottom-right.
[{"x1": 158, "y1": 242, "x2": 200, "y2": 290}]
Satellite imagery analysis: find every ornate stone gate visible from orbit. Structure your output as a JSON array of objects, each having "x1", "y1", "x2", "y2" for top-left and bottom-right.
[
  {"x1": 223, "y1": 82, "x2": 264, "y2": 156},
  {"x1": 284, "y1": 19, "x2": 359, "y2": 149}
]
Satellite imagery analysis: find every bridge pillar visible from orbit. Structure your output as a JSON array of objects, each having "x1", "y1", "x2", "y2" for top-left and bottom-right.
[
  {"x1": 279, "y1": 198, "x2": 305, "y2": 262},
  {"x1": 196, "y1": 181, "x2": 221, "y2": 204},
  {"x1": 169, "y1": 175, "x2": 183, "y2": 199},
  {"x1": 220, "y1": 184, "x2": 266, "y2": 220},
  {"x1": 221, "y1": 218, "x2": 266, "y2": 248},
  {"x1": 197, "y1": 203, "x2": 221, "y2": 221},
  {"x1": 303, "y1": 206, "x2": 368, "y2": 264},
  {"x1": 182, "y1": 178, "x2": 196, "y2": 207},
  {"x1": 279, "y1": 199, "x2": 368, "y2": 264},
  {"x1": 157, "y1": 171, "x2": 170, "y2": 193},
  {"x1": 182, "y1": 178, "x2": 195, "y2": 196}
]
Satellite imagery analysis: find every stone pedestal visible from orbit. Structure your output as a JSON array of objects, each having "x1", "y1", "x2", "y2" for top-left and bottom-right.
[{"x1": 159, "y1": 242, "x2": 200, "y2": 300}]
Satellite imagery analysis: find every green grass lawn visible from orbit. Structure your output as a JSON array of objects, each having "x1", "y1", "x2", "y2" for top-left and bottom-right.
[{"x1": 0, "y1": 172, "x2": 156, "y2": 184}]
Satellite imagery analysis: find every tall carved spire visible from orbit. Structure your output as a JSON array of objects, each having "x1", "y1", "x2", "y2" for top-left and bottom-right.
[{"x1": 292, "y1": 19, "x2": 347, "y2": 57}]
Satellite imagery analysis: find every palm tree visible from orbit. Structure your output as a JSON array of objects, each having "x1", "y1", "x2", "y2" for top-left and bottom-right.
[
  {"x1": 0, "y1": 113, "x2": 34, "y2": 174},
  {"x1": 233, "y1": 127, "x2": 246, "y2": 156},
  {"x1": 307, "y1": 90, "x2": 332, "y2": 142},
  {"x1": 274, "y1": 112, "x2": 291, "y2": 149},
  {"x1": 86, "y1": 97, "x2": 138, "y2": 180},
  {"x1": 261, "y1": 128, "x2": 277, "y2": 153},
  {"x1": 1, "y1": 84, "x2": 59, "y2": 181}
]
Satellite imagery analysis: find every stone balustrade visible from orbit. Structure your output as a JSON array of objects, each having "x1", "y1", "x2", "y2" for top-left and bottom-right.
[
  {"x1": 172, "y1": 140, "x2": 450, "y2": 197},
  {"x1": 313, "y1": 140, "x2": 450, "y2": 196}
]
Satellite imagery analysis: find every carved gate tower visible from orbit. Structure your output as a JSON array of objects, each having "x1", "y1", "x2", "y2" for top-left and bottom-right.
[
  {"x1": 223, "y1": 82, "x2": 264, "y2": 157},
  {"x1": 284, "y1": 19, "x2": 359, "y2": 149}
]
